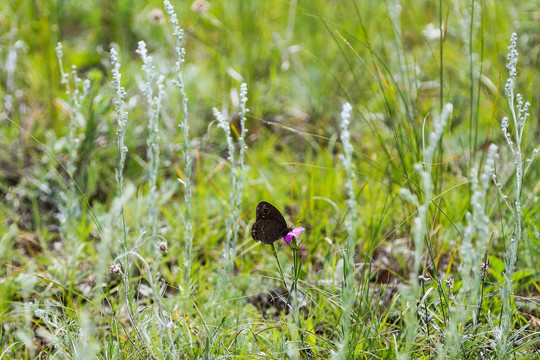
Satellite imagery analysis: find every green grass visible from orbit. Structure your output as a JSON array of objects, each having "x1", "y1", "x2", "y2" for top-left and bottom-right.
[{"x1": 1, "y1": 0, "x2": 540, "y2": 358}]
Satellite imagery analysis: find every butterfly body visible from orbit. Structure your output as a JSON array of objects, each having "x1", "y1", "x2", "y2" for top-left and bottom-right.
[{"x1": 251, "y1": 201, "x2": 293, "y2": 244}]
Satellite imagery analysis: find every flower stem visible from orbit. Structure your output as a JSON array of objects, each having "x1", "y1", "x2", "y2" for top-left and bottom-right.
[{"x1": 271, "y1": 243, "x2": 288, "y2": 295}]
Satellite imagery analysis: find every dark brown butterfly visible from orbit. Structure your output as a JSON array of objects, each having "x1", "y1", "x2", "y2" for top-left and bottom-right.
[{"x1": 251, "y1": 201, "x2": 293, "y2": 244}]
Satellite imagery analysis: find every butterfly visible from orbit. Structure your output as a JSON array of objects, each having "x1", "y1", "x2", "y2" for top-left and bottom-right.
[
  {"x1": 251, "y1": 201, "x2": 305, "y2": 244},
  {"x1": 251, "y1": 201, "x2": 292, "y2": 244}
]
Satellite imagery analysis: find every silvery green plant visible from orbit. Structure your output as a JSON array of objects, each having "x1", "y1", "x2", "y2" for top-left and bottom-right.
[
  {"x1": 136, "y1": 40, "x2": 165, "y2": 238},
  {"x1": 111, "y1": 47, "x2": 150, "y2": 353},
  {"x1": 31, "y1": 300, "x2": 100, "y2": 358},
  {"x1": 452, "y1": 0, "x2": 480, "y2": 57},
  {"x1": 213, "y1": 83, "x2": 249, "y2": 272},
  {"x1": 2, "y1": 37, "x2": 26, "y2": 120},
  {"x1": 56, "y1": 42, "x2": 88, "y2": 177},
  {"x1": 110, "y1": 47, "x2": 129, "y2": 250},
  {"x1": 398, "y1": 103, "x2": 452, "y2": 359},
  {"x1": 386, "y1": 0, "x2": 418, "y2": 118},
  {"x1": 110, "y1": 44, "x2": 138, "y2": 332},
  {"x1": 55, "y1": 42, "x2": 91, "y2": 261},
  {"x1": 164, "y1": 0, "x2": 194, "y2": 294},
  {"x1": 493, "y1": 32, "x2": 538, "y2": 358},
  {"x1": 452, "y1": 0, "x2": 481, "y2": 161},
  {"x1": 111, "y1": 45, "x2": 176, "y2": 359},
  {"x1": 439, "y1": 144, "x2": 497, "y2": 359},
  {"x1": 336, "y1": 102, "x2": 357, "y2": 359},
  {"x1": 136, "y1": 40, "x2": 167, "y2": 292},
  {"x1": 135, "y1": 41, "x2": 179, "y2": 355},
  {"x1": 112, "y1": 246, "x2": 176, "y2": 358}
]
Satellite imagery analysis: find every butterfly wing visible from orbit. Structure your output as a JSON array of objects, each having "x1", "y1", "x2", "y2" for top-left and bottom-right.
[
  {"x1": 251, "y1": 201, "x2": 290, "y2": 244},
  {"x1": 251, "y1": 219, "x2": 287, "y2": 244},
  {"x1": 255, "y1": 201, "x2": 287, "y2": 223}
]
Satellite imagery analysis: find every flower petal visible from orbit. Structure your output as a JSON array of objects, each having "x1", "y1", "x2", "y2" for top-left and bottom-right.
[
  {"x1": 282, "y1": 227, "x2": 305, "y2": 243},
  {"x1": 289, "y1": 227, "x2": 305, "y2": 238}
]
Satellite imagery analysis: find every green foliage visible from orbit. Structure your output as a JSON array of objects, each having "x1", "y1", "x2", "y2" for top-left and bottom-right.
[{"x1": 1, "y1": 0, "x2": 540, "y2": 358}]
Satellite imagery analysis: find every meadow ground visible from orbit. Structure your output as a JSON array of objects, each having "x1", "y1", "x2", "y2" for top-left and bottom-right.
[{"x1": 1, "y1": 0, "x2": 540, "y2": 358}]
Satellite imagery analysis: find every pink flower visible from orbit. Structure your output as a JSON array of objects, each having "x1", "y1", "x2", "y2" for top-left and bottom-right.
[{"x1": 282, "y1": 227, "x2": 305, "y2": 244}]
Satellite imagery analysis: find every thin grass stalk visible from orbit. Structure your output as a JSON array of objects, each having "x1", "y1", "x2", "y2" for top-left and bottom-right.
[
  {"x1": 270, "y1": 243, "x2": 302, "y2": 338},
  {"x1": 438, "y1": 0, "x2": 444, "y2": 110},
  {"x1": 276, "y1": 237, "x2": 307, "y2": 353}
]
